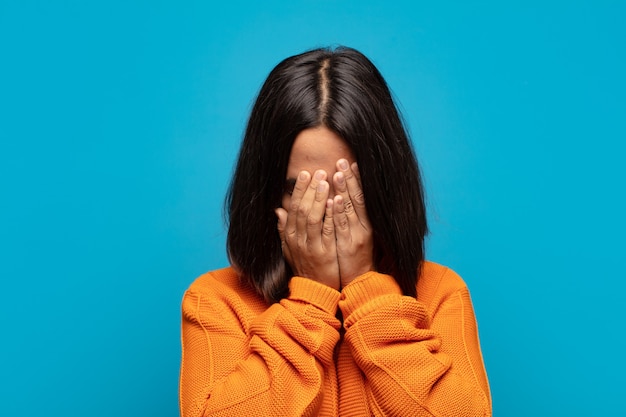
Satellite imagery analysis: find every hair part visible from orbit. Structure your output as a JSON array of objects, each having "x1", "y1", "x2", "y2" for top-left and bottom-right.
[
  {"x1": 226, "y1": 46, "x2": 428, "y2": 304},
  {"x1": 317, "y1": 58, "x2": 330, "y2": 123}
]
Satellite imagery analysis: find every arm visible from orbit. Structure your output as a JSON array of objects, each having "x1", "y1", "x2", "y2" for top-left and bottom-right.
[
  {"x1": 179, "y1": 277, "x2": 341, "y2": 417},
  {"x1": 339, "y1": 271, "x2": 491, "y2": 417},
  {"x1": 181, "y1": 166, "x2": 345, "y2": 417}
]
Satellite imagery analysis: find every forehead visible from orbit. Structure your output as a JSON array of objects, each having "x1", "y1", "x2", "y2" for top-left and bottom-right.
[{"x1": 286, "y1": 127, "x2": 355, "y2": 176}]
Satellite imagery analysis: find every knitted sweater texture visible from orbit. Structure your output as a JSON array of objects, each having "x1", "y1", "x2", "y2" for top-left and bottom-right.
[{"x1": 179, "y1": 261, "x2": 491, "y2": 416}]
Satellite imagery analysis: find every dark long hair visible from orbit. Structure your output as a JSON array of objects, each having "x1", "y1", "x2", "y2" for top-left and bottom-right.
[{"x1": 226, "y1": 46, "x2": 428, "y2": 304}]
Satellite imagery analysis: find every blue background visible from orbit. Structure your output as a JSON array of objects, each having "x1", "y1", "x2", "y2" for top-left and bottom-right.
[{"x1": 1, "y1": 1, "x2": 624, "y2": 415}]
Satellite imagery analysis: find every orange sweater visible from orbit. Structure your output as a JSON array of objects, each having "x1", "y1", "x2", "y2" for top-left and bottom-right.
[{"x1": 179, "y1": 261, "x2": 491, "y2": 417}]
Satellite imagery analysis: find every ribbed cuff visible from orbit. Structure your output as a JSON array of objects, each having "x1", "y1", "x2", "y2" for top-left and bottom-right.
[
  {"x1": 288, "y1": 277, "x2": 341, "y2": 315},
  {"x1": 339, "y1": 271, "x2": 401, "y2": 319}
]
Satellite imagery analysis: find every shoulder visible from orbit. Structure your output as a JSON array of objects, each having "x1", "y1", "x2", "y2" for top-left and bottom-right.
[
  {"x1": 186, "y1": 266, "x2": 241, "y2": 295},
  {"x1": 417, "y1": 261, "x2": 470, "y2": 309},
  {"x1": 182, "y1": 266, "x2": 267, "y2": 318}
]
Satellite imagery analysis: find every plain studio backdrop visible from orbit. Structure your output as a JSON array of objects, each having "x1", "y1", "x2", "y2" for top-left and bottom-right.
[{"x1": 1, "y1": 1, "x2": 624, "y2": 416}]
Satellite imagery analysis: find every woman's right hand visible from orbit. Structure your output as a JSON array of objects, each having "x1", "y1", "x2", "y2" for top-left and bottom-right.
[{"x1": 275, "y1": 170, "x2": 340, "y2": 291}]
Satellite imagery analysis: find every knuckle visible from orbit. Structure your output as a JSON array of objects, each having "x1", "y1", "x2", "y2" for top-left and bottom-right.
[
  {"x1": 337, "y1": 217, "x2": 349, "y2": 230},
  {"x1": 306, "y1": 215, "x2": 321, "y2": 227},
  {"x1": 297, "y1": 204, "x2": 309, "y2": 217},
  {"x1": 352, "y1": 191, "x2": 365, "y2": 205},
  {"x1": 289, "y1": 200, "x2": 300, "y2": 212}
]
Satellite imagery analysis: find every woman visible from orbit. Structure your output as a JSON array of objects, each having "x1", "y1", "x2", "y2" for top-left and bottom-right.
[{"x1": 179, "y1": 46, "x2": 491, "y2": 417}]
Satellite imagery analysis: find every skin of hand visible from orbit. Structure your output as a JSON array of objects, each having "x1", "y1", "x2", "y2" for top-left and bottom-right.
[
  {"x1": 275, "y1": 169, "x2": 341, "y2": 291},
  {"x1": 330, "y1": 159, "x2": 374, "y2": 289}
]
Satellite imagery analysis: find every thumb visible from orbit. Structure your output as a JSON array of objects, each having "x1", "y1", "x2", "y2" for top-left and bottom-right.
[
  {"x1": 275, "y1": 208, "x2": 293, "y2": 265},
  {"x1": 275, "y1": 208, "x2": 287, "y2": 240}
]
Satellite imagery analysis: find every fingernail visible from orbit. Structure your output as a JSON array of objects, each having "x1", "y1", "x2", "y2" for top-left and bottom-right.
[
  {"x1": 338, "y1": 159, "x2": 349, "y2": 171},
  {"x1": 299, "y1": 171, "x2": 308, "y2": 180},
  {"x1": 315, "y1": 170, "x2": 324, "y2": 180},
  {"x1": 337, "y1": 172, "x2": 345, "y2": 184},
  {"x1": 317, "y1": 181, "x2": 327, "y2": 192}
]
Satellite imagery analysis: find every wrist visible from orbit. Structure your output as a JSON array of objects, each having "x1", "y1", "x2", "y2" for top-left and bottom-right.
[
  {"x1": 289, "y1": 277, "x2": 341, "y2": 314},
  {"x1": 339, "y1": 272, "x2": 401, "y2": 319}
]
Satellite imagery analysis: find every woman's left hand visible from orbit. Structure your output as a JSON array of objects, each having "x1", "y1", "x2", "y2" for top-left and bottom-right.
[{"x1": 331, "y1": 159, "x2": 374, "y2": 288}]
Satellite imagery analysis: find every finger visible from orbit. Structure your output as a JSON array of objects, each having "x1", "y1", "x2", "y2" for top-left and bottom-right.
[
  {"x1": 333, "y1": 169, "x2": 359, "y2": 232},
  {"x1": 306, "y1": 179, "x2": 330, "y2": 242},
  {"x1": 348, "y1": 162, "x2": 370, "y2": 228},
  {"x1": 332, "y1": 194, "x2": 350, "y2": 242},
  {"x1": 286, "y1": 170, "x2": 311, "y2": 238},
  {"x1": 321, "y1": 198, "x2": 336, "y2": 250},
  {"x1": 336, "y1": 159, "x2": 370, "y2": 229},
  {"x1": 296, "y1": 170, "x2": 326, "y2": 242},
  {"x1": 351, "y1": 162, "x2": 362, "y2": 185}
]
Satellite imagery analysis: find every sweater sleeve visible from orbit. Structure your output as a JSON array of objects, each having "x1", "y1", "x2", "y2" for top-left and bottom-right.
[
  {"x1": 179, "y1": 276, "x2": 341, "y2": 417},
  {"x1": 338, "y1": 271, "x2": 491, "y2": 417}
]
